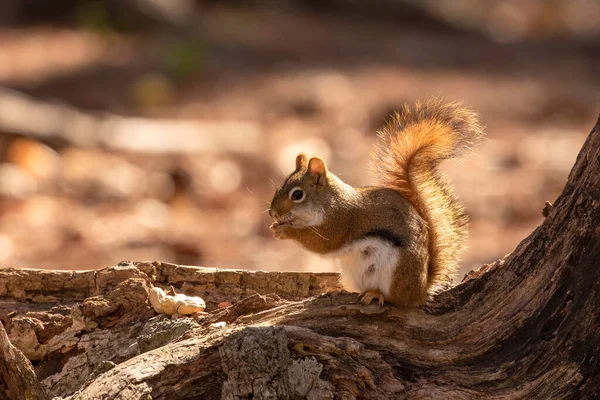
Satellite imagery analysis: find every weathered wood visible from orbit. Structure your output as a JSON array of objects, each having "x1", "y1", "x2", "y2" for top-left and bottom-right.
[
  {"x1": 1, "y1": 118, "x2": 599, "y2": 399},
  {"x1": 0, "y1": 261, "x2": 340, "y2": 308},
  {"x1": 0, "y1": 321, "x2": 49, "y2": 400},
  {"x1": 0, "y1": 262, "x2": 341, "y2": 397}
]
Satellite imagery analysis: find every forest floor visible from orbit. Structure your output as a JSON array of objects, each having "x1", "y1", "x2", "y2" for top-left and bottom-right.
[{"x1": 0, "y1": 7, "x2": 598, "y2": 279}]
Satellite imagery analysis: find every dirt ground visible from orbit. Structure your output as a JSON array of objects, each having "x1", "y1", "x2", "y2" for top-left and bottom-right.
[{"x1": 0, "y1": 6, "x2": 598, "y2": 282}]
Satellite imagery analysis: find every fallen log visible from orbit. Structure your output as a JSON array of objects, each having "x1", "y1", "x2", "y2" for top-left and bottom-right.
[
  {"x1": 0, "y1": 87, "x2": 261, "y2": 154},
  {"x1": 0, "y1": 262, "x2": 340, "y2": 398}
]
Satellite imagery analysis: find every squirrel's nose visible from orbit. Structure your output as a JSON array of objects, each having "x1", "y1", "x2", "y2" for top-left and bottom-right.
[{"x1": 269, "y1": 209, "x2": 279, "y2": 219}]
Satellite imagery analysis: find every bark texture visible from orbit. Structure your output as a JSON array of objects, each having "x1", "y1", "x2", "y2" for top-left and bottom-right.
[
  {"x1": 1, "y1": 117, "x2": 599, "y2": 399},
  {"x1": 0, "y1": 262, "x2": 340, "y2": 398},
  {"x1": 0, "y1": 321, "x2": 49, "y2": 400}
]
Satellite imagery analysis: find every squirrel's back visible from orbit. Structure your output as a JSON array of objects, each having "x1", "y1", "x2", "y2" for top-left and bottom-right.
[{"x1": 371, "y1": 97, "x2": 484, "y2": 292}]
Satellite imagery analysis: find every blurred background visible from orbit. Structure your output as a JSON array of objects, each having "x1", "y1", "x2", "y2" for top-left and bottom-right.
[{"x1": 0, "y1": 0, "x2": 598, "y2": 280}]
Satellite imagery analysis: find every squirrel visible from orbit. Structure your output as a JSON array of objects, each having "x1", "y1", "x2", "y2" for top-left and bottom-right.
[{"x1": 268, "y1": 98, "x2": 484, "y2": 307}]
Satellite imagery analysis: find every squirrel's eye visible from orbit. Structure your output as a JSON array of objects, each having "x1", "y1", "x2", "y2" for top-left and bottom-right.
[{"x1": 289, "y1": 187, "x2": 305, "y2": 203}]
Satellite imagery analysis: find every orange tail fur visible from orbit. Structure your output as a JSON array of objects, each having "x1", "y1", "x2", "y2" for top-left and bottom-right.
[{"x1": 371, "y1": 97, "x2": 484, "y2": 291}]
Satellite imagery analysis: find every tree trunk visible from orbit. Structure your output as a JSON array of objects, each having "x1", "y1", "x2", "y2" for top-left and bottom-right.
[{"x1": 1, "y1": 116, "x2": 600, "y2": 399}]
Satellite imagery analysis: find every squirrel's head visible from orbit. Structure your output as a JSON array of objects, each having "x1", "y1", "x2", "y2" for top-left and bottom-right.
[{"x1": 269, "y1": 153, "x2": 332, "y2": 228}]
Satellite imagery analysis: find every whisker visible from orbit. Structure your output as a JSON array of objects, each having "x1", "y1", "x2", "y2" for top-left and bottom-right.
[
  {"x1": 246, "y1": 186, "x2": 271, "y2": 205},
  {"x1": 307, "y1": 225, "x2": 330, "y2": 241},
  {"x1": 293, "y1": 215, "x2": 330, "y2": 241},
  {"x1": 262, "y1": 209, "x2": 271, "y2": 214},
  {"x1": 269, "y1": 179, "x2": 278, "y2": 189}
]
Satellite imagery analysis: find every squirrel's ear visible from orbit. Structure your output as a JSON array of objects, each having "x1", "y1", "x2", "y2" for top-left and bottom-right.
[
  {"x1": 295, "y1": 153, "x2": 308, "y2": 170},
  {"x1": 308, "y1": 157, "x2": 328, "y2": 186}
]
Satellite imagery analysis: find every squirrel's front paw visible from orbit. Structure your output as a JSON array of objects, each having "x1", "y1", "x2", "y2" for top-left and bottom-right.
[{"x1": 270, "y1": 221, "x2": 290, "y2": 240}]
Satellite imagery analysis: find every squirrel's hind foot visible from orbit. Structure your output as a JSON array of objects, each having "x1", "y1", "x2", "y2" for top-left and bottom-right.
[{"x1": 360, "y1": 290, "x2": 385, "y2": 306}]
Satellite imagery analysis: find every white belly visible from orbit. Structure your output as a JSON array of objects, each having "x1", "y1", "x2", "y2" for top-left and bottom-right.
[{"x1": 333, "y1": 238, "x2": 399, "y2": 296}]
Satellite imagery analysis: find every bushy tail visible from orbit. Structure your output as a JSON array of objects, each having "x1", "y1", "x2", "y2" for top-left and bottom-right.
[{"x1": 371, "y1": 97, "x2": 484, "y2": 290}]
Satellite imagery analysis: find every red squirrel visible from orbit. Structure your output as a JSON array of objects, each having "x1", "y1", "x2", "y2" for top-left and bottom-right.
[{"x1": 269, "y1": 98, "x2": 484, "y2": 307}]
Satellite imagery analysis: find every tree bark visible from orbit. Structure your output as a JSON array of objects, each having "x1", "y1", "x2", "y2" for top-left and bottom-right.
[
  {"x1": 0, "y1": 321, "x2": 49, "y2": 400},
  {"x1": 1, "y1": 116, "x2": 600, "y2": 399}
]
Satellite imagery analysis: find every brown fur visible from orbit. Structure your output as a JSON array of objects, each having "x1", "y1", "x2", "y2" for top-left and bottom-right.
[{"x1": 269, "y1": 97, "x2": 483, "y2": 306}]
